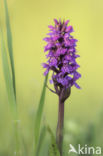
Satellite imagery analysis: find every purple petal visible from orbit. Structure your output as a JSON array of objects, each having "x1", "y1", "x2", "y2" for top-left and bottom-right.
[
  {"x1": 44, "y1": 70, "x2": 49, "y2": 76},
  {"x1": 66, "y1": 26, "x2": 73, "y2": 32},
  {"x1": 54, "y1": 19, "x2": 59, "y2": 25},
  {"x1": 74, "y1": 82, "x2": 81, "y2": 89},
  {"x1": 65, "y1": 20, "x2": 70, "y2": 25}
]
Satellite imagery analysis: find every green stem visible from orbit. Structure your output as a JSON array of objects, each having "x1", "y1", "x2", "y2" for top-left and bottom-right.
[{"x1": 56, "y1": 98, "x2": 64, "y2": 156}]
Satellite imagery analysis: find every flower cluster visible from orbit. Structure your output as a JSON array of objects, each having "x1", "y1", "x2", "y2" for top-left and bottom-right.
[{"x1": 42, "y1": 19, "x2": 81, "y2": 89}]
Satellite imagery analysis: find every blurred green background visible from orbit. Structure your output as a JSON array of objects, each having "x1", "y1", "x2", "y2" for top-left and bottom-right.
[{"x1": 0, "y1": 0, "x2": 103, "y2": 154}]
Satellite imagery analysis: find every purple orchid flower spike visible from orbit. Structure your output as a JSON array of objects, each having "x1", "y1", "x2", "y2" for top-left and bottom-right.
[{"x1": 42, "y1": 19, "x2": 81, "y2": 156}]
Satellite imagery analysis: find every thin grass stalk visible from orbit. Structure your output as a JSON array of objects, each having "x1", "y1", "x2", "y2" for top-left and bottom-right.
[
  {"x1": 33, "y1": 74, "x2": 48, "y2": 155},
  {"x1": 2, "y1": 1, "x2": 20, "y2": 155},
  {"x1": 4, "y1": 0, "x2": 16, "y2": 98},
  {"x1": 0, "y1": 29, "x2": 20, "y2": 155},
  {"x1": 35, "y1": 125, "x2": 47, "y2": 156}
]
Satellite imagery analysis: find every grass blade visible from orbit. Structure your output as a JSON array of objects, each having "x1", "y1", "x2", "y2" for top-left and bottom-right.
[
  {"x1": 36, "y1": 125, "x2": 47, "y2": 156},
  {"x1": 47, "y1": 126, "x2": 60, "y2": 156},
  {"x1": 3, "y1": 0, "x2": 16, "y2": 97},
  {"x1": 34, "y1": 74, "x2": 48, "y2": 148},
  {"x1": 0, "y1": 29, "x2": 20, "y2": 155},
  {"x1": 0, "y1": 29, "x2": 16, "y2": 116}
]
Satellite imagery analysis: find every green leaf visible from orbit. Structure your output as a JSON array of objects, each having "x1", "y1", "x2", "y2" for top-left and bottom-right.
[
  {"x1": 34, "y1": 74, "x2": 48, "y2": 147},
  {"x1": 0, "y1": 29, "x2": 17, "y2": 119},
  {"x1": 47, "y1": 126, "x2": 60, "y2": 156},
  {"x1": 35, "y1": 125, "x2": 47, "y2": 156},
  {"x1": 3, "y1": 0, "x2": 16, "y2": 97},
  {"x1": 39, "y1": 136, "x2": 51, "y2": 156}
]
